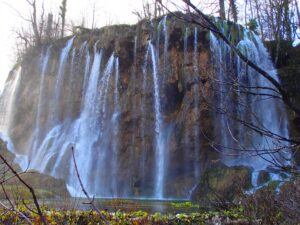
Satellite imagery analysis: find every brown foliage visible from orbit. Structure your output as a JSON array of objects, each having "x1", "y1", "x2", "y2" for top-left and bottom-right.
[{"x1": 242, "y1": 177, "x2": 300, "y2": 225}]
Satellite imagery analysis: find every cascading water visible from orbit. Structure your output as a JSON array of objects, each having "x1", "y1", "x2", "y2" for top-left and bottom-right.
[
  {"x1": 51, "y1": 37, "x2": 75, "y2": 126},
  {"x1": 149, "y1": 42, "x2": 165, "y2": 199},
  {"x1": 0, "y1": 15, "x2": 292, "y2": 200},
  {"x1": 69, "y1": 44, "x2": 103, "y2": 194},
  {"x1": 140, "y1": 43, "x2": 150, "y2": 195},
  {"x1": 111, "y1": 57, "x2": 120, "y2": 196},
  {"x1": 81, "y1": 42, "x2": 91, "y2": 101},
  {"x1": 0, "y1": 68, "x2": 21, "y2": 133},
  {"x1": 92, "y1": 53, "x2": 115, "y2": 196},
  {"x1": 30, "y1": 46, "x2": 52, "y2": 160},
  {"x1": 210, "y1": 29, "x2": 291, "y2": 183}
]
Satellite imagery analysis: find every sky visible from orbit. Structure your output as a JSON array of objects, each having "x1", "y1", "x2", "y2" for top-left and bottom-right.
[
  {"x1": 0, "y1": 0, "x2": 147, "y2": 91},
  {"x1": 1, "y1": 0, "x2": 298, "y2": 91}
]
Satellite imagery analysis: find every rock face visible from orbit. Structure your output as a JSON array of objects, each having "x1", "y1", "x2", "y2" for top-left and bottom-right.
[
  {"x1": 0, "y1": 14, "x2": 291, "y2": 199},
  {"x1": 270, "y1": 43, "x2": 300, "y2": 165}
]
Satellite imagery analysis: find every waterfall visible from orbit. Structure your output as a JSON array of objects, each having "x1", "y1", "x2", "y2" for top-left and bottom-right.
[
  {"x1": 111, "y1": 57, "x2": 120, "y2": 196},
  {"x1": 0, "y1": 16, "x2": 292, "y2": 200},
  {"x1": 0, "y1": 67, "x2": 21, "y2": 134},
  {"x1": 92, "y1": 53, "x2": 115, "y2": 195},
  {"x1": 65, "y1": 48, "x2": 77, "y2": 118},
  {"x1": 51, "y1": 37, "x2": 75, "y2": 125},
  {"x1": 140, "y1": 43, "x2": 150, "y2": 195},
  {"x1": 81, "y1": 42, "x2": 91, "y2": 102},
  {"x1": 97, "y1": 54, "x2": 115, "y2": 138},
  {"x1": 73, "y1": 45, "x2": 103, "y2": 193},
  {"x1": 30, "y1": 46, "x2": 52, "y2": 161},
  {"x1": 210, "y1": 30, "x2": 291, "y2": 177},
  {"x1": 149, "y1": 42, "x2": 165, "y2": 199},
  {"x1": 210, "y1": 32, "x2": 231, "y2": 151}
]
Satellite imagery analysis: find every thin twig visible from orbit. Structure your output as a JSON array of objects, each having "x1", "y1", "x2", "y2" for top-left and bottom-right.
[
  {"x1": 0, "y1": 201, "x2": 33, "y2": 225},
  {"x1": 0, "y1": 154, "x2": 47, "y2": 225},
  {"x1": 71, "y1": 146, "x2": 110, "y2": 225},
  {"x1": 159, "y1": 0, "x2": 300, "y2": 116}
]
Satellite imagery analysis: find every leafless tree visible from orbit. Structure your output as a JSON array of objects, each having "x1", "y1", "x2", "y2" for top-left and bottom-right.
[
  {"x1": 4, "y1": 0, "x2": 69, "y2": 52},
  {"x1": 240, "y1": 0, "x2": 296, "y2": 43},
  {"x1": 132, "y1": 0, "x2": 165, "y2": 20},
  {"x1": 26, "y1": 0, "x2": 43, "y2": 45},
  {"x1": 45, "y1": 13, "x2": 53, "y2": 41},
  {"x1": 60, "y1": 0, "x2": 67, "y2": 38},
  {"x1": 228, "y1": 0, "x2": 238, "y2": 22},
  {"x1": 219, "y1": 0, "x2": 226, "y2": 19}
]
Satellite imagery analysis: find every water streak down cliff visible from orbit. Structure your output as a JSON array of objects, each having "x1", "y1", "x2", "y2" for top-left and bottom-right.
[{"x1": 0, "y1": 15, "x2": 291, "y2": 199}]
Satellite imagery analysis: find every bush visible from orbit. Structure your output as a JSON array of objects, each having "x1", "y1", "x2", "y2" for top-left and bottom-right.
[{"x1": 241, "y1": 177, "x2": 300, "y2": 224}]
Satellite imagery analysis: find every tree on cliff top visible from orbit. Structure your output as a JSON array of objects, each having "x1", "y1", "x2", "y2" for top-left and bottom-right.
[
  {"x1": 6, "y1": 0, "x2": 68, "y2": 53},
  {"x1": 132, "y1": 0, "x2": 165, "y2": 21},
  {"x1": 5, "y1": 0, "x2": 45, "y2": 47},
  {"x1": 60, "y1": 0, "x2": 67, "y2": 38},
  {"x1": 219, "y1": 0, "x2": 225, "y2": 19}
]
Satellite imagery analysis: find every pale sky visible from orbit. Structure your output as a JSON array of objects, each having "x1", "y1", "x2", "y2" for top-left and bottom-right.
[
  {"x1": 0, "y1": 0, "x2": 148, "y2": 90},
  {"x1": 0, "y1": 0, "x2": 261, "y2": 91}
]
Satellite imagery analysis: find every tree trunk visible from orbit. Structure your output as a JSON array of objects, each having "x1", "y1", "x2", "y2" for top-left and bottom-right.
[
  {"x1": 294, "y1": 0, "x2": 300, "y2": 28},
  {"x1": 219, "y1": 0, "x2": 226, "y2": 20},
  {"x1": 229, "y1": 0, "x2": 238, "y2": 22},
  {"x1": 60, "y1": 0, "x2": 67, "y2": 38},
  {"x1": 283, "y1": 0, "x2": 292, "y2": 42},
  {"x1": 31, "y1": 0, "x2": 41, "y2": 45},
  {"x1": 45, "y1": 13, "x2": 53, "y2": 41},
  {"x1": 254, "y1": 0, "x2": 265, "y2": 39}
]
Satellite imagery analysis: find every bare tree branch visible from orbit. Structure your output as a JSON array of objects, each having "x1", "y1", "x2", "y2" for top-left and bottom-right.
[
  {"x1": 0, "y1": 201, "x2": 33, "y2": 225},
  {"x1": 71, "y1": 146, "x2": 109, "y2": 225},
  {"x1": 159, "y1": 0, "x2": 300, "y2": 117},
  {"x1": 0, "y1": 154, "x2": 47, "y2": 225}
]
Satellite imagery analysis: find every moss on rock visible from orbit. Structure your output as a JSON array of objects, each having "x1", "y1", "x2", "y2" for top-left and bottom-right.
[
  {"x1": 0, "y1": 140, "x2": 69, "y2": 199},
  {"x1": 191, "y1": 162, "x2": 251, "y2": 206}
]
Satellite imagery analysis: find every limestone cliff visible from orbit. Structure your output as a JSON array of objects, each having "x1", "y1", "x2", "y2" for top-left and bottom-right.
[{"x1": 0, "y1": 14, "x2": 291, "y2": 200}]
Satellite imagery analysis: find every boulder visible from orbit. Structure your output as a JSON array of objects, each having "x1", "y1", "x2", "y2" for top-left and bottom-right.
[{"x1": 191, "y1": 162, "x2": 252, "y2": 207}]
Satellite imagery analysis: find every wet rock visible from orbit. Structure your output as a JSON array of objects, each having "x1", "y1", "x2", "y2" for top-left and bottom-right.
[
  {"x1": 191, "y1": 162, "x2": 252, "y2": 206},
  {"x1": 257, "y1": 170, "x2": 270, "y2": 185}
]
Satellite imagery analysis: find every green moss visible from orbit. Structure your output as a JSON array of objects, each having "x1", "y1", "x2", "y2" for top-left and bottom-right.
[
  {"x1": 230, "y1": 25, "x2": 239, "y2": 44},
  {"x1": 267, "y1": 180, "x2": 281, "y2": 191},
  {"x1": 0, "y1": 185, "x2": 56, "y2": 199},
  {"x1": 223, "y1": 205, "x2": 245, "y2": 219},
  {"x1": 192, "y1": 163, "x2": 251, "y2": 205},
  {"x1": 171, "y1": 201, "x2": 199, "y2": 208}
]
